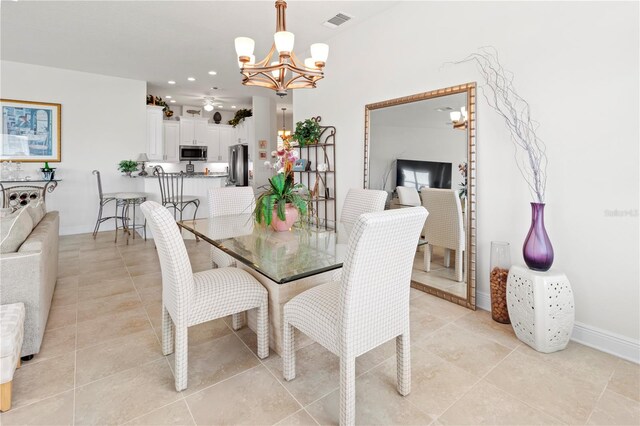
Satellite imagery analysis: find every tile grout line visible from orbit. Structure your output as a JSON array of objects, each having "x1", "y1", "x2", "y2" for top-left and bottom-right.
[
  {"x1": 72, "y1": 258, "x2": 79, "y2": 426},
  {"x1": 427, "y1": 341, "x2": 522, "y2": 423},
  {"x1": 116, "y1": 240, "x2": 159, "y2": 348},
  {"x1": 225, "y1": 317, "x2": 311, "y2": 424},
  {"x1": 584, "y1": 369, "x2": 617, "y2": 424}
]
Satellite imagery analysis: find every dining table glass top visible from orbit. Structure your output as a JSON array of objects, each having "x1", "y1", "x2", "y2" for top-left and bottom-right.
[{"x1": 177, "y1": 215, "x2": 351, "y2": 284}]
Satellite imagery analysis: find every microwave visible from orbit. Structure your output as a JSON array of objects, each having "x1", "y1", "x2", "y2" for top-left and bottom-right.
[{"x1": 179, "y1": 145, "x2": 207, "y2": 162}]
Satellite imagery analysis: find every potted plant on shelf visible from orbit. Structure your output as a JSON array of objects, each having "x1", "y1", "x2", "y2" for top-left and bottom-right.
[
  {"x1": 118, "y1": 160, "x2": 138, "y2": 177},
  {"x1": 255, "y1": 137, "x2": 309, "y2": 231},
  {"x1": 228, "y1": 108, "x2": 253, "y2": 127},
  {"x1": 292, "y1": 118, "x2": 321, "y2": 147},
  {"x1": 147, "y1": 94, "x2": 173, "y2": 118}
]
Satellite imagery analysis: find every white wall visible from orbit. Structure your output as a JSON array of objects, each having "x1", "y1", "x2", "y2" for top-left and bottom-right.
[
  {"x1": 294, "y1": 1, "x2": 640, "y2": 349},
  {"x1": 1, "y1": 61, "x2": 146, "y2": 235},
  {"x1": 252, "y1": 96, "x2": 278, "y2": 189}
]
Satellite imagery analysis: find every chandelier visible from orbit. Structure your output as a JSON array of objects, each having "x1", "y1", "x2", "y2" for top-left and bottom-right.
[
  {"x1": 450, "y1": 107, "x2": 468, "y2": 130},
  {"x1": 234, "y1": 0, "x2": 329, "y2": 97},
  {"x1": 277, "y1": 107, "x2": 291, "y2": 141}
]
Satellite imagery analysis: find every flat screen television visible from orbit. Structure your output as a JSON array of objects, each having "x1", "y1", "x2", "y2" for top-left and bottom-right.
[{"x1": 396, "y1": 159, "x2": 452, "y2": 190}]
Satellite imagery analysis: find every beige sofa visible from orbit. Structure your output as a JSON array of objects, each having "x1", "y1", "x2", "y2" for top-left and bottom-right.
[{"x1": 0, "y1": 211, "x2": 59, "y2": 357}]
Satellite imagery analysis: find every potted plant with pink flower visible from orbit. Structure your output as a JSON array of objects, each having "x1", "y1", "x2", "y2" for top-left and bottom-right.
[{"x1": 255, "y1": 137, "x2": 309, "y2": 231}]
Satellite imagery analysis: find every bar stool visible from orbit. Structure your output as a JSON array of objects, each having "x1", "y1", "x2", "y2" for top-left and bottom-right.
[
  {"x1": 154, "y1": 166, "x2": 200, "y2": 223},
  {"x1": 92, "y1": 170, "x2": 125, "y2": 241}
]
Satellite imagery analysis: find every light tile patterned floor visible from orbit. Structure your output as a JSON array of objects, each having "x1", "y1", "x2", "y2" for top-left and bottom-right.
[{"x1": 1, "y1": 231, "x2": 638, "y2": 425}]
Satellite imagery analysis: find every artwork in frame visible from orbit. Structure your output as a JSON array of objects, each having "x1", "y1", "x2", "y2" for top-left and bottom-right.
[
  {"x1": 1, "y1": 99, "x2": 61, "y2": 162},
  {"x1": 292, "y1": 158, "x2": 310, "y2": 171}
]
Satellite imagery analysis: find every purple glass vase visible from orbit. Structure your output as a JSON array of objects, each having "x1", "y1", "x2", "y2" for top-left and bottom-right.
[{"x1": 523, "y1": 202, "x2": 554, "y2": 271}]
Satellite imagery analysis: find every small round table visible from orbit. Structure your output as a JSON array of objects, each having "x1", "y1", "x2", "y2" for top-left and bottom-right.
[{"x1": 113, "y1": 192, "x2": 148, "y2": 244}]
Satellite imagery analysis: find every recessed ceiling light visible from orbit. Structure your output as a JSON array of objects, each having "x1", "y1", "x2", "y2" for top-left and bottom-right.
[
  {"x1": 231, "y1": 105, "x2": 237, "y2": 109},
  {"x1": 168, "y1": 80, "x2": 176, "y2": 85},
  {"x1": 187, "y1": 77, "x2": 196, "y2": 81},
  {"x1": 208, "y1": 71, "x2": 217, "y2": 75},
  {"x1": 165, "y1": 95, "x2": 172, "y2": 99},
  {"x1": 170, "y1": 100, "x2": 176, "y2": 103},
  {"x1": 217, "y1": 105, "x2": 223, "y2": 108}
]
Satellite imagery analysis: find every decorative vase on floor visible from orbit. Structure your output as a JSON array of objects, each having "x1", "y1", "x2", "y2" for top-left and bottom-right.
[
  {"x1": 507, "y1": 265, "x2": 574, "y2": 353},
  {"x1": 490, "y1": 241, "x2": 511, "y2": 324},
  {"x1": 271, "y1": 204, "x2": 298, "y2": 232},
  {"x1": 523, "y1": 202, "x2": 554, "y2": 271}
]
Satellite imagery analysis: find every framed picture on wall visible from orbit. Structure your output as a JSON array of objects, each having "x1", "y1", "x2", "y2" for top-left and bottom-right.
[
  {"x1": 258, "y1": 139, "x2": 268, "y2": 149},
  {"x1": 1, "y1": 99, "x2": 61, "y2": 162},
  {"x1": 292, "y1": 158, "x2": 311, "y2": 171},
  {"x1": 259, "y1": 150, "x2": 268, "y2": 160}
]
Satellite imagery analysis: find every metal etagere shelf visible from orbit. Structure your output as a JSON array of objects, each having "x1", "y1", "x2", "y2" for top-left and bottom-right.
[{"x1": 294, "y1": 116, "x2": 336, "y2": 230}]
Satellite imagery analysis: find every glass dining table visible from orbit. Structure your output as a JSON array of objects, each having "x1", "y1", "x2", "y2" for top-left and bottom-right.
[{"x1": 177, "y1": 214, "x2": 351, "y2": 354}]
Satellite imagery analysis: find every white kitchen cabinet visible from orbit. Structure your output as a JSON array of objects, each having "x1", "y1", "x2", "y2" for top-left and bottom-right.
[
  {"x1": 205, "y1": 124, "x2": 235, "y2": 162},
  {"x1": 146, "y1": 105, "x2": 164, "y2": 161},
  {"x1": 163, "y1": 121, "x2": 180, "y2": 162},
  {"x1": 179, "y1": 117, "x2": 209, "y2": 145},
  {"x1": 205, "y1": 125, "x2": 220, "y2": 161},
  {"x1": 219, "y1": 126, "x2": 234, "y2": 162}
]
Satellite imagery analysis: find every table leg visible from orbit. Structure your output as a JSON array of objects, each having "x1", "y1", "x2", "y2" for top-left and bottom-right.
[
  {"x1": 238, "y1": 264, "x2": 336, "y2": 355},
  {"x1": 132, "y1": 203, "x2": 136, "y2": 240}
]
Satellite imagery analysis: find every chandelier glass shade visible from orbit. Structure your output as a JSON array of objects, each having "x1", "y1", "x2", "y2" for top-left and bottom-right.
[
  {"x1": 450, "y1": 106, "x2": 468, "y2": 130},
  {"x1": 234, "y1": 0, "x2": 328, "y2": 97}
]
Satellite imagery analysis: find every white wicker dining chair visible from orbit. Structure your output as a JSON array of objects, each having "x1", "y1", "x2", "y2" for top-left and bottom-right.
[
  {"x1": 282, "y1": 206, "x2": 428, "y2": 425},
  {"x1": 207, "y1": 187, "x2": 255, "y2": 269},
  {"x1": 140, "y1": 201, "x2": 269, "y2": 392},
  {"x1": 396, "y1": 186, "x2": 421, "y2": 206},
  {"x1": 420, "y1": 188, "x2": 465, "y2": 282},
  {"x1": 339, "y1": 188, "x2": 388, "y2": 226}
]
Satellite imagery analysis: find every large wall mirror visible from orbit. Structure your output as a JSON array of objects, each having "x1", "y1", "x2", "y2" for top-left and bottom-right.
[{"x1": 364, "y1": 83, "x2": 476, "y2": 309}]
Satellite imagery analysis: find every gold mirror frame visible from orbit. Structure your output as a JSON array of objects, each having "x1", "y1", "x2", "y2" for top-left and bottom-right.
[{"x1": 364, "y1": 82, "x2": 477, "y2": 309}]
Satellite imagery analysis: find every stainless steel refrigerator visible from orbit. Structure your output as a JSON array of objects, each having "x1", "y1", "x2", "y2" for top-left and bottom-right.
[{"x1": 227, "y1": 144, "x2": 249, "y2": 186}]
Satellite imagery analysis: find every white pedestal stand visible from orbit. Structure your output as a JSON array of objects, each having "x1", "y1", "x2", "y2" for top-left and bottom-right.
[{"x1": 506, "y1": 265, "x2": 575, "y2": 353}]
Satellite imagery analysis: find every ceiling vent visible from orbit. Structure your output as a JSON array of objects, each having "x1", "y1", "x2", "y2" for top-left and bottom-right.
[{"x1": 323, "y1": 12, "x2": 353, "y2": 28}]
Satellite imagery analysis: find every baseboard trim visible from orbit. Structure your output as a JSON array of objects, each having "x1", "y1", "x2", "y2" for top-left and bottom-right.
[
  {"x1": 476, "y1": 290, "x2": 639, "y2": 363},
  {"x1": 476, "y1": 289, "x2": 491, "y2": 311},
  {"x1": 571, "y1": 322, "x2": 640, "y2": 364}
]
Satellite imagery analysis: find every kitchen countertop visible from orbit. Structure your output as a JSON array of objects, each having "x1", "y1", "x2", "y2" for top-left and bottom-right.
[{"x1": 128, "y1": 174, "x2": 228, "y2": 179}]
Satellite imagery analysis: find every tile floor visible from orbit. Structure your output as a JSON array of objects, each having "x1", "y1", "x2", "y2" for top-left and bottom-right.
[
  {"x1": 1, "y1": 231, "x2": 639, "y2": 425},
  {"x1": 412, "y1": 249, "x2": 467, "y2": 298}
]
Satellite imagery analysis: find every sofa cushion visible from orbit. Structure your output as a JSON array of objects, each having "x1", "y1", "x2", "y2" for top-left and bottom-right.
[
  {"x1": 0, "y1": 207, "x2": 33, "y2": 253},
  {"x1": 19, "y1": 211, "x2": 58, "y2": 253},
  {"x1": 0, "y1": 303, "x2": 25, "y2": 359},
  {"x1": 25, "y1": 201, "x2": 46, "y2": 228},
  {"x1": 0, "y1": 208, "x2": 13, "y2": 218}
]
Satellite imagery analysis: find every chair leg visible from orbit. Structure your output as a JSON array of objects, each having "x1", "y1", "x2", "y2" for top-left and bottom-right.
[
  {"x1": 423, "y1": 244, "x2": 432, "y2": 272},
  {"x1": 0, "y1": 381, "x2": 12, "y2": 412},
  {"x1": 444, "y1": 248, "x2": 451, "y2": 268},
  {"x1": 339, "y1": 355, "x2": 356, "y2": 426},
  {"x1": 174, "y1": 325, "x2": 188, "y2": 392},
  {"x1": 282, "y1": 319, "x2": 296, "y2": 380},
  {"x1": 93, "y1": 203, "x2": 104, "y2": 238},
  {"x1": 231, "y1": 312, "x2": 245, "y2": 330},
  {"x1": 256, "y1": 299, "x2": 269, "y2": 359},
  {"x1": 192, "y1": 201, "x2": 200, "y2": 242},
  {"x1": 455, "y1": 249, "x2": 463, "y2": 282},
  {"x1": 114, "y1": 202, "x2": 120, "y2": 243},
  {"x1": 396, "y1": 332, "x2": 411, "y2": 396},
  {"x1": 162, "y1": 306, "x2": 174, "y2": 356}
]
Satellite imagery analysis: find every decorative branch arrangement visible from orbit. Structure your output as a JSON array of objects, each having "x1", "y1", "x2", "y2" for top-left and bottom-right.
[{"x1": 454, "y1": 47, "x2": 547, "y2": 203}]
